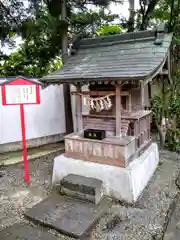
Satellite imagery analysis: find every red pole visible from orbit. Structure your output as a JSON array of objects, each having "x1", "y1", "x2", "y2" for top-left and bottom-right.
[{"x1": 20, "y1": 104, "x2": 29, "y2": 184}]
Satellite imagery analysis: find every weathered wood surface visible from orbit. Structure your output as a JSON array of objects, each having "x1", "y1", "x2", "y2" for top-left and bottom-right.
[
  {"x1": 71, "y1": 91, "x2": 130, "y2": 96},
  {"x1": 64, "y1": 151, "x2": 126, "y2": 167},
  {"x1": 64, "y1": 135, "x2": 136, "y2": 168},
  {"x1": 83, "y1": 117, "x2": 130, "y2": 137},
  {"x1": 134, "y1": 114, "x2": 151, "y2": 147},
  {"x1": 115, "y1": 84, "x2": 121, "y2": 136},
  {"x1": 76, "y1": 84, "x2": 83, "y2": 132},
  {"x1": 82, "y1": 113, "x2": 151, "y2": 138},
  {"x1": 140, "y1": 80, "x2": 145, "y2": 109},
  {"x1": 82, "y1": 110, "x2": 151, "y2": 120}
]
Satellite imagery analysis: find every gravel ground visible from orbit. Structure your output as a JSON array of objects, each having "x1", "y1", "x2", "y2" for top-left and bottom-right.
[
  {"x1": 0, "y1": 149, "x2": 179, "y2": 240},
  {"x1": 0, "y1": 153, "x2": 66, "y2": 238}
]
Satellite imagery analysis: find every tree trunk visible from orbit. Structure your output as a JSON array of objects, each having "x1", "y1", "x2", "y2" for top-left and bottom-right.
[
  {"x1": 139, "y1": 0, "x2": 160, "y2": 30},
  {"x1": 61, "y1": 0, "x2": 73, "y2": 134},
  {"x1": 127, "y1": 0, "x2": 135, "y2": 32},
  {"x1": 155, "y1": 120, "x2": 167, "y2": 149}
]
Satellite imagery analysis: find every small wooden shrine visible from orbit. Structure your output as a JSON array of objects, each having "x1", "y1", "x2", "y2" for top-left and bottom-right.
[
  {"x1": 65, "y1": 82, "x2": 151, "y2": 168},
  {"x1": 41, "y1": 23, "x2": 173, "y2": 202}
]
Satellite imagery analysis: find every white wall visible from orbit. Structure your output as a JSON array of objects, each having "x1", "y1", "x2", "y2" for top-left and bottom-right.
[{"x1": 0, "y1": 85, "x2": 66, "y2": 144}]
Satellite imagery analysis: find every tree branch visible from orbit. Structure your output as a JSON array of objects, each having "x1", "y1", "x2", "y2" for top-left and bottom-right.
[
  {"x1": 140, "y1": 0, "x2": 160, "y2": 30},
  {"x1": 0, "y1": 1, "x2": 19, "y2": 25}
]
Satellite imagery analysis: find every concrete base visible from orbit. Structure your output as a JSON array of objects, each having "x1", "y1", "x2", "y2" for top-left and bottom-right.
[{"x1": 52, "y1": 143, "x2": 159, "y2": 203}]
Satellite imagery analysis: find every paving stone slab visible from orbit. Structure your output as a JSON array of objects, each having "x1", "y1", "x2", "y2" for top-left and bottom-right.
[
  {"x1": 0, "y1": 223, "x2": 59, "y2": 240},
  {"x1": 163, "y1": 194, "x2": 180, "y2": 240},
  {"x1": 25, "y1": 194, "x2": 106, "y2": 239}
]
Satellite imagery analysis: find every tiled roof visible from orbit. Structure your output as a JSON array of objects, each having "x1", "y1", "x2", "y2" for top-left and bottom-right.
[{"x1": 41, "y1": 25, "x2": 173, "y2": 84}]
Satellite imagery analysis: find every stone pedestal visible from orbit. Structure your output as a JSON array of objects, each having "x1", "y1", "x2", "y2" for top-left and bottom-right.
[{"x1": 52, "y1": 143, "x2": 159, "y2": 203}]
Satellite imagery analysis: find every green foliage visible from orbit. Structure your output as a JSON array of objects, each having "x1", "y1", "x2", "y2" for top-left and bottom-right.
[
  {"x1": 151, "y1": 74, "x2": 180, "y2": 150},
  {"x1": 0, "y1": 0, "x2": 28, "y2": 46},
  {"x1": 1, "y1": 1, "x2": 121, "y2": 77},
  {"x1": 70, "y1": 9, "x2": 119, "y2": 36},
  {"x1": 151, "y1": 0, "x2": 171, "y2": 21},
  {"x1": 96, "y1": 24, "x2": 121, "y2": 36},
  {"x1": 145, "y1": 0, "x2": 180, "y2": 150},
  {"x1": 21, "y1": 11, "x2": 67, "y2": 61},
  {"x1": 151, "y1": 95, "x2": 164, "y2": 124},
  {"x1": 0, "y1": 50, "x2": 62, "y2": 77},
  {"x1": 0, "y1": 0, "x2": 122, "y2": 43},
  {"x1": 166, "y1": 129, "x2": 180, "y2": 151},
  {"x1": 133, "y1": 0, "x2": 161, "y2": 30},
  {"x1": 46, "y1": 0, "x2": 111, "y2": 18}
]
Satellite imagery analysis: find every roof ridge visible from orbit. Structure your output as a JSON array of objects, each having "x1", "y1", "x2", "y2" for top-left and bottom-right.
[
  {"x1": 79, "y1": 37, "x2": 156, "y2": 49},
  {"x1": 70, "y1": 22, "x2": 169, "y2": 53},
  {"x1": 83, "y1": 29, "x2": 155, "y2": 41},
  {"x1": 72, "y1": 30, "x2": 155, "y2": 49}
]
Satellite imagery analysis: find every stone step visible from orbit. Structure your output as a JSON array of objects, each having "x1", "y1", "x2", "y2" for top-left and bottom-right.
[
  {"x1": 60, "y1": 174, "x2": 104, "y2": 205},
  {"x1": 0, "y1": 142, "x2": 64, "y2": 166}
]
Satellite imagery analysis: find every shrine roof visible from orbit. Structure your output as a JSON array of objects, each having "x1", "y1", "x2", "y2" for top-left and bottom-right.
[{"x1": 41, "y1": 24, "x2": 173, "y2": 85}]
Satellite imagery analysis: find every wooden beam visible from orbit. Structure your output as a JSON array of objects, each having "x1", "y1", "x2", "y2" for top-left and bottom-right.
[
  {"x1": 160, "y1": 69, "x2": 168, "y2": 75},
  {"x1": 115, "y1": 84, "x2": 121, "y2": 136},
  {"x1": 148, "y1": 82, "x2": 151, "y2": 100},
  {"x1": 71, "y1": 91, "x2": 129, "y2": 96},
  {"x1": 144, "y1": 56, "x2": 167, "y2": 85},
  {"x1": 76, "y1": 84, "x2": 83, "y2": 132},
  {"x1": 167, "y1": 50, "x2": 173, "y2": 84},
  {"x1": 140, "y1": 80, "x2": 144, "y2": 109}
]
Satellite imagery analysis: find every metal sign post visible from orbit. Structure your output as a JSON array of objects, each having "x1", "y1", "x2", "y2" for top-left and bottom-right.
[{"x1": 1, "y1": 77, "x2": 41, "y2": 184}]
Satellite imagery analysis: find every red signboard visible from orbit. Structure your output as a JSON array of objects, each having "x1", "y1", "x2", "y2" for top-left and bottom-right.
[{"x1": 0, "y1": 77, "x2": 41, "y2": 184}]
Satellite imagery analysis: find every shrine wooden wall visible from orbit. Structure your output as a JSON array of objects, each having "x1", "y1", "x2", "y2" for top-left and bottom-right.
[
  {"x1": 65, "y1": 134, "x2": 136, "y2": 167},
  {"x1": 82, "y1": 116, "x2": 130, "y2": 137},
  {"x1": 130, "y1": 88, "x2": 143, "y2": 111}
]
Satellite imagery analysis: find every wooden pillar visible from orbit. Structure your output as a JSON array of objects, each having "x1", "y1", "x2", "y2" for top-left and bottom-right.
[
  {"x1": 148, "y1": 82, "x2": 152, "y2": 102},
  {"x1": 134, "y1": 120, "x2": 139, "y2": 149},
  {"x1": 140, "y1": 80, "x2": 144, "y2": 109},
  {"x1": 115, "y1": 84, "x2": 121, "y2": 136},
  {"x1": 76, "y1": 84, "x2": 83, "y2": 132},
  {"x1": 148, "y1": 114, "x2": 151, "y2": 140},
  {"x1": 128, "y1": 93, "x2": 132, "y2": 112}
]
